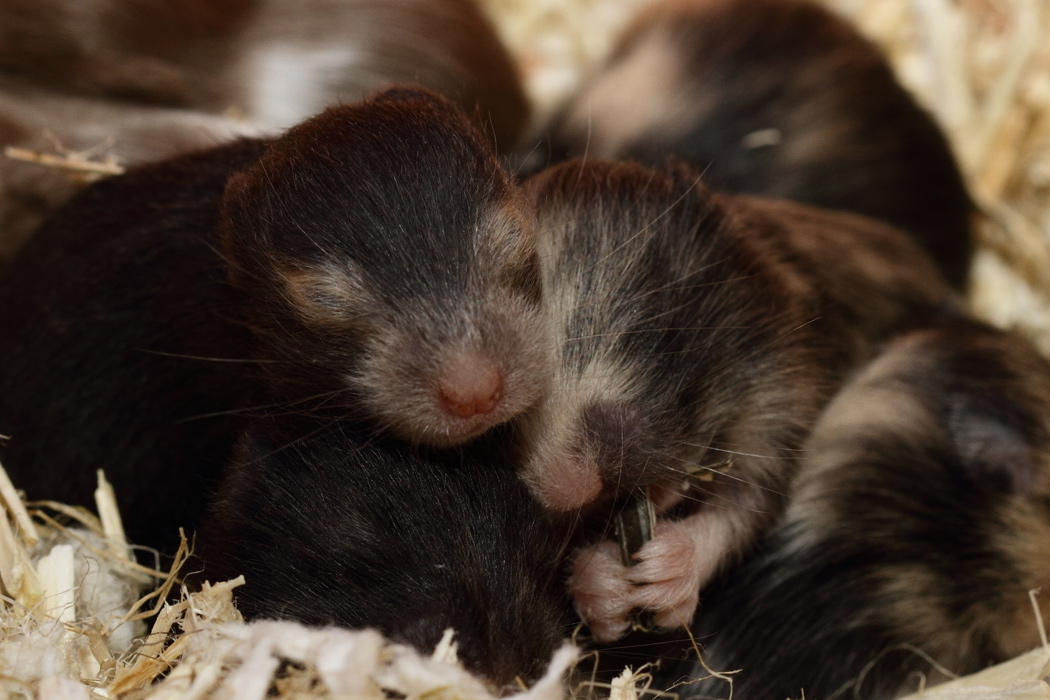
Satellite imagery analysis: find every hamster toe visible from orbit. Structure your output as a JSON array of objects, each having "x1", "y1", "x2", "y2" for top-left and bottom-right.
[
  {"x1": 623, "y1": 519, "x2": 708, "y2": 628},
  {"x1": 570, "y1": 540, "x2": 634, "y2": 641}
]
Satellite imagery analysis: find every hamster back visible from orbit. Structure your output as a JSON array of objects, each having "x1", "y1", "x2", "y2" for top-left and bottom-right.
[{"x1": 194, "y1": 416, "x2": 571, "y2": 691}]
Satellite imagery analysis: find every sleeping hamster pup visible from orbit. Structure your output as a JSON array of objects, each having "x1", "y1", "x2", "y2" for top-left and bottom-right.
[
  {"x1": 0, "y1": 88, "x2": 549, "y2": 551},
  {"x1": 518, "y1": 157, "x2": 954, "y2": 641}
]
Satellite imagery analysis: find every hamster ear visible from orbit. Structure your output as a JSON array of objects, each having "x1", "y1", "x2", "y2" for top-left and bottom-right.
[
  {"x1": 220, "y1": 171, "x2": 252, "y2": 232},
  {"x1": 947, "y1": 401, "x2": 1039, "y2": 495},
  {"x1": 218, "y1": 170, "x2": 260, "y2": 272}
]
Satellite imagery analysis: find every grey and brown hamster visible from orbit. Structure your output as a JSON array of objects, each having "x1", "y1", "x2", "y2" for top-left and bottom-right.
[
  {"x1": 0, "y1": 88, "x2": 549, "y2": 552},
  {"x1": 0, "y1": 0, "x2": 529, "y2": 147},
  {"x1": 536, "y1": 0, "x2": 973, "y2": 288},
  {"x1": 193, "y1": 416, "x2": 572, "y2": 691},
  {"x1": 0, "y1": 76, "x2": 265, "y2": 261},
  {"x1": 651, "y1": 318, "x2": 1050, "y2": 700},
  {"x1": 517, "y1": 157, "x2": 955, "y2": 641}
]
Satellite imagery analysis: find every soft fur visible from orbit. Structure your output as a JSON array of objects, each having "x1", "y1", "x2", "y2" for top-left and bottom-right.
[
  {"x1": 534, "y1": 0, "x2": 973, "y2": 288},
  {"x1": 649, "y1": 318, "x2": 1050, "y2": 700},
  {"x1": 516, "y1": 157, "x2": 954, "y2": 640},
  {"x1": 194, "y1": 416, "x2": 572, "y2": 692},
  {"x1": 0, "y1": 0, "x2": 528, "y2": 145},
  {"x1": 0, "y1": 88, "x2": 547, "y2": 552}
]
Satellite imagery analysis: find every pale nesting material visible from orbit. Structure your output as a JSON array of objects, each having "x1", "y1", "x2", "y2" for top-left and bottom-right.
[
  {"x1": 114, "y1": 579, "x2": 579, "y2": 700},
  {"x1": 0, "y1": 463, "x2": 158, "y2": 696},
  {"x1": 897, "y1": 646, "x2": 1050, "y2": 700}
]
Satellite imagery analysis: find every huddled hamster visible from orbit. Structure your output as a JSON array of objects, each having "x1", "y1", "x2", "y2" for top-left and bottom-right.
[
  {"x1": 536, "y1": 0, "x2": 973, "y2": 287},
  {"x1": 0, "y1": 0, "x2": 529, "y2": 147},
  {"x1": 193, "y1": 416, "x2": 572, "y2": 691},
  {"x1": 0, "y1": 88, "x2": 549, "y2": 552},
  {"x1": 651, "y1": 318, "x2": 1050, "y2": 700},
  {"x1": 517, "y1": 157, "x2": 954, "y2": 641}
]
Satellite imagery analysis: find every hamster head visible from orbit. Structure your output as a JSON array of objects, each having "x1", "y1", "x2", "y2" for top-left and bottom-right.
[
  {"x1": 515, "y1": 159, "x2": 822, "y2": 513},
  {"x1": 221, "y1": 88, "x2": 551, "y2": 446}
]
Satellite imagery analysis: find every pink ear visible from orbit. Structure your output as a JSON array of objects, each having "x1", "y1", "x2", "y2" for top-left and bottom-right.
[
  {"x1": 218, "y1": 170, "x2": 258, "y2": 272},
  {"x1": 220, "y1": 170, "x2": 256, "y2": 235},
  {"x1": 222, "y1": 170, "x2": 252, "y2": 209}
]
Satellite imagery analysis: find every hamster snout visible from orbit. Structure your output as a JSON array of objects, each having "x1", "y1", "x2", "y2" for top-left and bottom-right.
[
  {"x1": 437, "y1": 349, "x2": 503, "y2": 418},
  {"x1": 522, "y1": 399, "x2": 654, "y2": 512}
]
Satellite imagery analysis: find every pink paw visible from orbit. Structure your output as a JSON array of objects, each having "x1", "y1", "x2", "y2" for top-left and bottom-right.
[
  {"x1": 569, "y1": 540, "x2": 633, "y2": 641},
  {"x1": 569, "y1": 518, "x2": 722, "y2": 641},
  {"x1": 625, "y1": 520, "x2": 705, "y2": 629}
]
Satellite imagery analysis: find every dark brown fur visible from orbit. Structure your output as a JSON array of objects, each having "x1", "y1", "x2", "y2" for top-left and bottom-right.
[
  {"x1": 516, "y1": 158, "x2": 955, "y2": 641},
  {"x1": 0, "y1": 89, "x2": 547, "y2": 552},
  {"x1": 534, "y1": 0, "x2": 973, "y2": 288},
  {"x1": 0, "y1": 0, "x2": 528, "y2": 147},
  {"x1": 193, "y1": 416, "x2": 572, "y2": 692},
  {"x1": 649, "y1": 318, "x2": 1050, "y2": 700}
]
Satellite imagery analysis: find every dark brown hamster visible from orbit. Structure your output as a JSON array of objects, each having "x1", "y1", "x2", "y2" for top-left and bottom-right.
[
  {"x1": 0, "y1": 0, "x2": 529, "y2": 148},
  {"x1": 535, "y1": 0, "x2": 973, "y2": 288},
  {"x1": 650, "y1": 318, "x2": 1050, "y2": 700},
  {"x1": 0, "y1": 76, "x2": 265, "y2": 261},
  {"x1": 517, "y1": 158, "x2": 955, "y2": 641},
  {"x1": 193, "y1": 416, "x2": 572, "y2": 691},
  {"x1": 0, "y1": 88, "x2": 549, "y2": 552}
]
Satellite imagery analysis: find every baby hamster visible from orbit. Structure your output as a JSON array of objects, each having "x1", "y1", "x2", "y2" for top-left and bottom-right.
[
  {"x1": 653, "y1": 318, "x2": 1050, "y2": 700},
  {"x1": 193, "y1": 416, "x2": 571, "y2": 691},
  {"x1": 0, "y1": 88, "x2": 549, "y2": 552},
  {"x1": 0, "y1": 0, "x2": 529, "y2": 148},
  {"x1": 0, "y1": 76, "x2": 265, "y2": 261},
  {"x1": 536, "y1": 0, "x2": 973, "y2": 288},
  {"x1": 517, "y1": 157, "x2": 954, "y2": 641}
]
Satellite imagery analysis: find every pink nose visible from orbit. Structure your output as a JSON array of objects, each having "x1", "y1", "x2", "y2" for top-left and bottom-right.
[{"x1": 438, "y1": 352, "x2": 503, "y2": 418}]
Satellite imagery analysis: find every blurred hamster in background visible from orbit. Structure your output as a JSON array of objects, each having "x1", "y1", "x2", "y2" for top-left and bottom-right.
[
  {"x1": 0, "y1": 88, "x2": 549, "y2": 553},
  {"x1": 647, "y1": 317, "x2": 1050, "y2": 700},
  {"x1": 0, "y1": 0, "x2": 528, "y2": 146},
  {"x1": 0, "y1": 0, "x2": 529, "y2": 259},
  {"x1": 534, "y1": 0, "x2": 974, "y2": 288},
  {"x1": 516, "y1": 156, "x2": 954, "y2": 641},
  {"x1": 193, "y1": 416, "x2": 573, "y2": 693}
]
